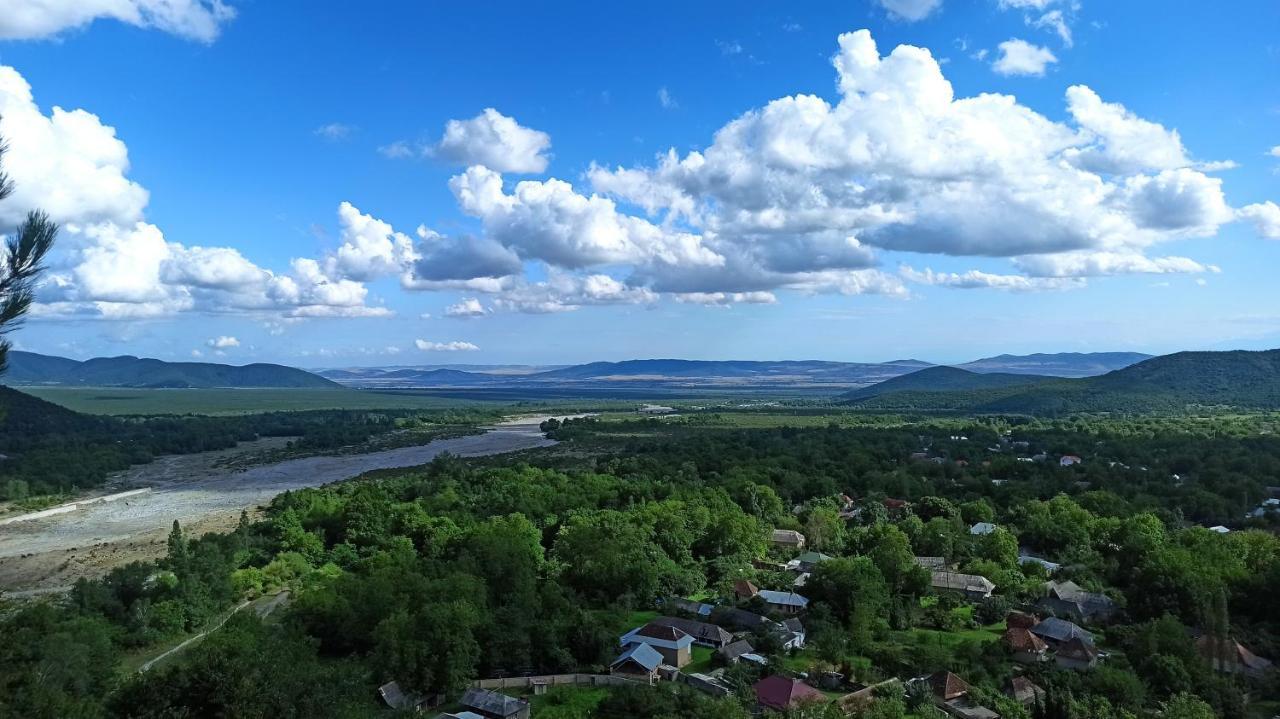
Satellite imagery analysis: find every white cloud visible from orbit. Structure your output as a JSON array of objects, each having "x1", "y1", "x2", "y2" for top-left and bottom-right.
[
  {"x1": 1239, "y1": 202, "x2": 1280, "y2": 239},
  {"x1": 997, "y1": 0, "x2": 1056, "y2": 9},
  {"x1": 429, "y1": 108, "x2": 551, "y2": 173},
  {"x1": 326, "y1": 201, "x2": 415, "y2": 281},
  {"x1": 993, "y1": 38, "x2": 1057, "y2": 76},
  {"x1": 415, "y1": 339, "x2": 480, "y2": 352},
  {"x1": 449, "y1": 164, "x2": 723, "y2": 270},
  {"x1": 0, "y1": 66, "x2": 148, "y2": 228},
  {"x1": 0, "y1": 0, "x2": 235, "y2": 43},
  {"x1": 377, "y1": 140, "x2": 416, "y2": 159},
  {"x1": 1270, "y1": 146, "x2": 1280, "y2": 159},
  {"x1": 1, "y1": 64, "x2": 396, "y2": 321},
  {"x1": 902, "y1": 266, "x2": 1083, "y2": 291},
  {"x1": 584, "y1": 29, "x2": 1251, "y2": 289},
  {"x1": 1013, "y1": 251, "x2": 1219, "y2": 277},
  {"x1": 876, "y1": 0, "x2": 944, "y2": 21},
  {"x1": 675, "y1": 291, "x2": 777, "y2": 305},
  {"x1": 1064, "y1": 86, "x2": 1192, "y2": 173},
  {"x1": 206, "y1": 335, "x2": 239, "y2": 348},
  {"x1": 313, "y1": 123, "x2": 353, "y2": 141},
  {"x1": 657, "y1": 87, "x2": 677, "y2": 110},
  {"x1": 1031, "y1": 10, "x2": 1072, "y2": 47},
  {"x1": 490, "y1": 272, "x2": 658, "y2": 314},
  {"x1": 444, "y1": 297, "x2": 489, "y2": 318}
]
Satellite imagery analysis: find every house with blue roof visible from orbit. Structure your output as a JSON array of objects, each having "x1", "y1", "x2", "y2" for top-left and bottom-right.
[
  {"x1": 758, "y1": 590, "x2": 810, "y2": 615},
  {"x1": 610, "y1": 642, "x2": 664, "y2": 683}
]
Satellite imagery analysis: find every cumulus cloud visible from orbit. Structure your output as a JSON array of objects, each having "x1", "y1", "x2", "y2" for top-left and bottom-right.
[
  {"x1": 1270, "y1": 146, "x2": 1280, "y2": 159},
  {"x1": 0, "y1": 64, "x2": 393, "y2": 320},
  {"x1": 875, "y1": 0, "x2": 944, "y2": 21},
  {"x1": 902, "y1": 266, "x2": 1083, "y2": 291},
  {"x1": 0, "y1": 0, "x2": 236, "y2": 42},
  {"x1": 429, "y1": 108, "x2": 551, "y2": 173},
  {"x1": 415, "y1": 339, "x2": 479, "y2": 352},
  {"x1": 444, "y1": 298, "x2": 489, "y2": 318},
  {"x1": 326, "y1": 201, "x2": 415, "y2": 282},
  {"x1": 581, "y1": 29, "x2": 1256, "y2": 295},
  {"x1": 206, "y1": 335, "x2": 239, "y2": 348},
  {"x1": 657, "y1": 87, "x2": 677, "y2": 110},
  {"x1": 993, "y1": 38, "x2": 1057, "y2": 76},
  {"x1": 1239, "y1": 202, "x2": 1280, "y2": 240},
  {"x1": 405, "y1": 224, "x2": 522, "y2": 287}
]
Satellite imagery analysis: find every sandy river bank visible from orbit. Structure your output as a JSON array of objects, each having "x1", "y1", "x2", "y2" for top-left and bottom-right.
[{"x1": 0, "y1": 415, "x2": 572, "y2": 594}]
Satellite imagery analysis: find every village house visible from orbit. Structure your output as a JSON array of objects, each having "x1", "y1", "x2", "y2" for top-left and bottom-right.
[
  {"x1": 652, "y1": 616, "x2": 733, "y2": 649},
  {"x1": 770, "y1": 529, "x2": 806, "y2": 550},
  {"x1": 1054, "y1": 637, "x2": 1101, "y2": 670},
  {"x1": 666, "y1": 597, "x2": 713, "y2": 617},
  {"x1": 1039, "y1": 580, "x2": 1117, "y2": 624},
  {"x1": 732, "y1": 578, "x2": 759, "y2": 601},
  {"x1": 1195, "y1": 636, "x2": 1275, "y2": 679},
  {"x1": 717, "y1": 639, "x2": 755, "y2": 664},
  {"x1": 379, "y1": 681, "x2": 429, "y2": 713},
  {"x1": 609, "y1": 643, "x2": 664, "y2": 683},
  {"x1": 680, "y1": 672, "x2": 733, "y2": 698},
  {"x1": 436, "y1": 712, "x2": 485, "y2": 719},
  {"x1": 619, "y1": 622, "x2": 694, "y2": 668},
  {"x1": 753, "y1": 675, "x2": 825, "y2": 713},
  {"x1": 791, "y1": 550, "x2": 833, "y2": 572},
  {"x1": 969, "y1": 522, "x2": 997, "y2": 536},
  {"x1": 757, "y1": 589, "x2": 810, "y2": 615},
  {"x1": 931, "y1": 571, "x2": 996, "y2": 601},
  {"x1": 714, "y1": 607, "x2": 773, "y2": 631},
  {"x1": 1030, "y1": 617, "x2": 1095, "y2": 648},
  {"x1": 915, "y1": 671, "x2": 1000, "y2": 719},
  {"x1": 1017, "y1": 553, "x2": 1061, "y2": 574},
  {"x1": 1003, "y1": 627, "x2": 1049, "y2": 664},
  {"x1": 915, "y1": 556, "x2": 950, "y2": 571},
  {"x1": 458, "y1": 688, "x2": 530, "y2": 719},
  {"x1": 1005, "y1": 677, "x2": 1045, "y2": 708},
  {"x1": 1005, "y1": 611, "x2": 1038, "y2": 630},
  {"x1": 1060, "y1": 455, "x2": 1082, "y2": 467}
]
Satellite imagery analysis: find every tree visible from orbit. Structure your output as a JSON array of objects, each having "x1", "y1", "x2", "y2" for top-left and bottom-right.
[
  {"x1": 1159, "y1": 693, "x2": 1215, "y2": 719},
  {"x1": 0, "y1": 131, "x2": 57, "y2": 374}
]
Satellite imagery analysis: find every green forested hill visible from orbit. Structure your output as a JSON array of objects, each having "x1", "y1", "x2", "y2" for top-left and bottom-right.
[
  {"x1": 847, "y1": 349, "x2": 1280, "y2": 414},
  {"x1": 5, "y1": 351, "x2": 339, "y2": 389},
  {"x1": 841, "y1": 365, "x2": 1053, "y2": 401}
]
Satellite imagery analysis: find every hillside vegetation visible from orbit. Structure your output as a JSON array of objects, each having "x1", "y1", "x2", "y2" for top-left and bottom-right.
[
  {"x1": 846, "y1": 349, "x2": 1280, "y2": 414},
  {"x1": 5, "y1": 351, "x2": 339, "y2": 389}
]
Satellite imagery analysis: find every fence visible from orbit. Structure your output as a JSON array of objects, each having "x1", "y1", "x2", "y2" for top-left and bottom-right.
[{"x1": 471, "y1": 674, "x2": 640, "y2": 691}]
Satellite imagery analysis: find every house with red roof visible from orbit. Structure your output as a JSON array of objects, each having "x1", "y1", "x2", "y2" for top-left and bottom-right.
[{"x1": 753, "y1": 675, "x2": 825, "y2": 713}]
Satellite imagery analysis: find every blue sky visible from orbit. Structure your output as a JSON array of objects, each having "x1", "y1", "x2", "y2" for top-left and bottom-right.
[{"x1": 0, "y1": 0, "x2": 1277, "y2": 367}]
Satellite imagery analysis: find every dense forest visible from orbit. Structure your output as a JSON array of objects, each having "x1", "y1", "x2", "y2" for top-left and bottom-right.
[{"x1": 2, "y1": 412, "x2": 1277, "y2": 718}]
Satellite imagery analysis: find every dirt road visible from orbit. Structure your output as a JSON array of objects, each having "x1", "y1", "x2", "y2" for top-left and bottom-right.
[{"x1": 0, "y1": 416, "x2": 569, "y2": 593}]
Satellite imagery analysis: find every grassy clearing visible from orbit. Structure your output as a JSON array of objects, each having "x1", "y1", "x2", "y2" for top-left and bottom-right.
[
  {"x1": 19, "y1": 386, "x2": 494, "y2": 415},
  {"x1": 531, "y1": 686, "x2": 610, "y2": 718},
  {"x1": 683, "y1": 645, "x2": 717, "y2": 675}
]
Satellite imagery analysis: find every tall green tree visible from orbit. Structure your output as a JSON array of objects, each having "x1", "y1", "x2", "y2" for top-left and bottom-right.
[{"x1": 0, "y1": 130, "x2": 57, "y2": 374}]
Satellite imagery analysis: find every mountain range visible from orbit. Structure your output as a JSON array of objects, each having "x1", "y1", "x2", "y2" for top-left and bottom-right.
[
  {"x1": 1, "y1": 350, "x2": 1155, "y2": 392},
  {"x1": 3, "y1": 351, "x2": 340, "y2": 389},
  {"x1": 315, "y1": 353, "x2": 1146, "y2": 390},
  {"x1": 843, "y1": 349, "x2": 1280, "y2": 413}
]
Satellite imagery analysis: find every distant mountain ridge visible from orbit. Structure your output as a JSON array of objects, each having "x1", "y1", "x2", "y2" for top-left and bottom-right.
[
  {"x1": 4, "y1": 351, "x2": 340, "y2": 389},
  {"x1": 318, "y1": 352, "x2": 1148, "y2": 389},
  {"x1": 844, "y1": 349, "x2": 1280, "y2": 413},
  {"x1": 958, "y1": 352, "x2": 1152, "y2": 377},
  {"x1": 842, "y1": 366, "x2": 1053, "y2": 401}
]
